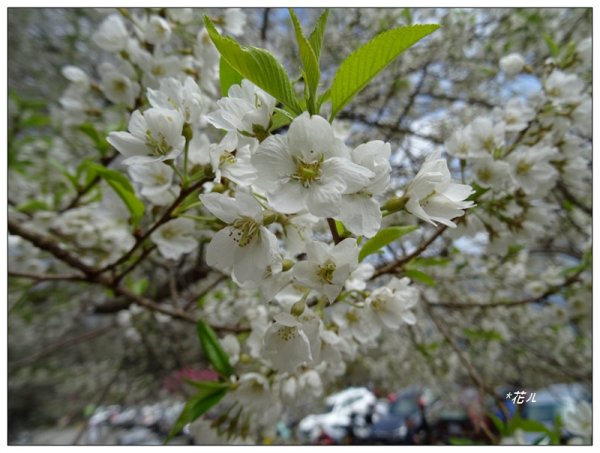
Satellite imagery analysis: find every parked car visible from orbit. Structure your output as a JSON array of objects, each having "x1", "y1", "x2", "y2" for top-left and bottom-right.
[
  {"x1": 297, "y1": 387, "x2": 377, "y2": 443},
  {"x1": 366, "y1": 386, "x2": 436, "y2": 444}
]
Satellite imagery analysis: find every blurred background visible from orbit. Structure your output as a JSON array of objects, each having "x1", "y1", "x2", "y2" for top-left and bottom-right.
[{"x1": 7, "y1": 7, "x2": 592, "y2": 445}]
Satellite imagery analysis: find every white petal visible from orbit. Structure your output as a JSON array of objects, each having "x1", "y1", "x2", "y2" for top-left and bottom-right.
[
  {"x1": 287, "y1": 113, "x2": 336, "y2": 160},
  {"x1": 200, "y1": 193, "x2": 240, "y2": 223},
  {"x1": 337, "y1": 195, "x2": 382, "y2": 238},
  {"x1": 205, "y1": 227, "x2": 237, "y2": 272}
]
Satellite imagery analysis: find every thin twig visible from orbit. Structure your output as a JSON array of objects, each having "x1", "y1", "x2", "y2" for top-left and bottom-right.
[
  {"x1": 9, "y1": 323, "x2": 117, "y2": 369},
  {"x1": 428, "y1": 268, "x2": 585, "y2": 309},
  {"x1": 371, "y1": 226, "x2": 447, "y2": 279},
  {"x1": 8, "y1": 271, "x2": 87, "y2": 282}
]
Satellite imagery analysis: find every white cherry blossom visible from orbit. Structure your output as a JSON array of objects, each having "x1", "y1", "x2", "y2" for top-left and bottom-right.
[
  {"x1": 261, "y1": 312, "x2": 312, "y2": 373},
  {"x1": 252, "y1": 113, "x2": 373, "y2": 218},
  {"x1": 293, "y1": 238, "x2": 359, "y2": 303},
  {"x1": 150, "y1": 217, "x2": 198, "y2": 260},
  {"x1": 366, "y1": 277, "x2": 419, "y2": 329},
  {"x1": 200, "y1": 191, "x2": 277, "y2": 283},
  {"x1": 107, "y1": 108, "x2": 185, "y2": 165},
  {"x1": 405, "y1": 151, "x2": 475, "y2": 227}
]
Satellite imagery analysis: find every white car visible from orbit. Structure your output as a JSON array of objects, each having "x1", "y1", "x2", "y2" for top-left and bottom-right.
[{"x1": 297, "y1": 387, "x2": 377, "y2": 443}]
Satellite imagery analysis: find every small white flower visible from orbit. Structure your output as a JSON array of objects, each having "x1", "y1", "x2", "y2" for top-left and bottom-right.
[
  {"x1": 564, "y1": 400, "x2": 592, "y2": 440},
  {"x1": 262, "y1": 312, "x2": 312, "y2": 373},
  {"x1": 128, "y1": 162, "x2": 179, "y2": 206},
  {"x1": 98, "y1": 62, "x2": 140, "y2": 109},
  {"x1": 330, "y1": 303, "x2": 380, "y2": 344},
  {"x1": 337, "y1": 140, "x2": 391, "y2": 237},
  {"x1": 200, "y1": 191, "x2": 278, "y2": 283},
  {"x1": 345, "y1": 263, "x2": 375, "y2": 291},
  {"x1": 61, "y1": 66, "x2": 90, "y2": 93},
  {"x1": 144, "y1": 15, "x2": 171, "y2": 45},
  {"x1": 503, "y1": 98, "x2": 535, "y2": 132},
  {"x1": 223, "y1": 8, "x2": 247, "y2": 36},
  {"x1": 93, "y1": 14, "x2": 129, "y2": 53},
  {"x1": 507, "y1": 144, "x2": 559, "y2": 196},
  {"x1": 499, "y1": 53, "x2": 525, "y2": 76},
  {"x1": 147, "y1": 77, "x2": 204, "y2": 126},
  {"x1": 150, "y1": 218, "x2": 198, "y2": 260},
  {"x1": 107, "y1": 108, "x2": 185, "y2": 165},
  {"x1": 472, "y1": 156, "x2": 511, "y2": 190},
  {"x1": 207, "y1": 79, "x2": 276, "y2": 139},
  {"x1": 209, "y1": 132, "x2": 257, "y2": 187},
  {"x1": 233, "y1": 372, "x2": 272, "y2": 411},
  {"x1": 293, "y1": 239, "x2": 359, "y2": 303},
  {"x1": 252, "y1": 113, "x2": 374, "y2": 218},
  {"x1": 544, "y1": 70, "x2": 585, "y2": 106},
  {"x1": 366, "y1": 277, "x2": 419, "y2": 329},
  {"x1": 468, "y1": 118, "x2": 505, "y2": 155},
  {"x1": 405, "y1": 152, "x2": 475, "y2": 228}
]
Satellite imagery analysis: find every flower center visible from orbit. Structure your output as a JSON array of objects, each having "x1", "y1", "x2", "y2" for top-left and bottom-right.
[
  {"x1": 231, "y1": 216, "x2": 260, "y2": 247},
  {"x1": 219, "y1": 150, "x2": 237, "y2": 166},
  {"x1": 317, "y1": 260, "x2": 336, "y2": 284},
  {"x1": 345, "y1": 310, "x2": 359, "y2": 324},
  {"x1": 370, "y1": 297, "x2": 386, "y2": 312},
  {"x1": 516, "y1": 160, "x2": 532, "y2": 175},
  {"x1": 145, "y1": 130, "x2": 173, "y2": 156},
  {"x1": 477, "y1": 167, "x2": 492, "y2": 183},
  {"x1": 277, "y1": 326, "x2": 298, "y2": 342},
  {"x1": 292, "y1": 155, "x2": 323, "y2": 188}
]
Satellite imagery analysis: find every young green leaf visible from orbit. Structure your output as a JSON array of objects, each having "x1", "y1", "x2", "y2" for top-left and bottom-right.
[
  {"x1": 204, "y1": 16, "x2": 302, "y2": 115},
  {"x1": 358, "y1": 225, "x2": 418, "y2": 262},
  {"x1": 289, "y1": 9, "x2": 320, "y2": 112},
  {"x1": 196, "y1": 319, "x2": 234, "y2": 377},
  {"x1": 165, "y1": 387, "x2": 227, "y2": 443},
  {"x1": 404, "y1": 268, "x2": 435, "y2": 286},
  {"x1": 308, "y1": 9, "x2": 329, "y2": 61},
  {"x1": 84, "y1": 162, "x2": 145, "y2": 227},
  {"x1": 219, "y1": 57, "x2": 244, "y2": 97},
  {"x1": 329, "y1": 24, "x2": 439, "y2": 120}
]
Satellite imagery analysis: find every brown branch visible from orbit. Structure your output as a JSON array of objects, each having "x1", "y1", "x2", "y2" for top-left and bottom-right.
[
  {"x1": 429, "y1": 268, "x2": 585, "y2": 310},
  {"x1": 426, "y1": 303, "x2": 506, "y2": 443},
  {"x1": 9, "y1": 323, "x2": 117, "y2": 369},
  {"x1": 58, "y1": 152, "x2": 118, "y2": 213},
  {"x1": 556, "y1": 182, "x2": 592, "y2": 216},
  {"x1": 97, "y1": 176, "x2": 210, "y2": 275},
  {"x1": 8, "y1": 218, "x2": 99, "y2": 277},
  {"x1": 8, "y1": 271, "x2": 87, "y2": 282},
  {"x1": 371, "y1": 225, "x2": 447, "y2": 279},
  {"x1": 327, "y1": 218, "x2": 342, "y2": 244}
]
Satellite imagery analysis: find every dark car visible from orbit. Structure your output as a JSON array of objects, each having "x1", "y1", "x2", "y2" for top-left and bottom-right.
[{"x1": 367, "y1": 387, "x2": 435, "y2": 444}]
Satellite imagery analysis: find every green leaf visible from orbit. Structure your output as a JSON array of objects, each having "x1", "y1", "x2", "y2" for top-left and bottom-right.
[
  {"x1": 219, "y1": 57, "x2": 244, "y2": 97},
  {"x1": 21, "y1": 114, "x2": 51, "y2": 128},
  {"x1": 16, "y1": 199, "x2": 49, "y2": 214},
  {"x1": 196, "y1": 319, "x2": 234, "y2": 377},
  {"x1": 184, "y1": 379, "x2": 230, "y2": 396},
  {"x1": 85, "y1": 162, "x2": 145, "y2": 227},
  {"x1": 329, "y1": 24, "x2": 439, "y2": 120},
  {"x1": 165, "y1": 388, "x2": 227, "y2": 443},
  {"x1": 269, "y1": 110, "x2": 292, "y2": 132},
  {"x1": 78, "y1": 123, "x2": 111, "y2": 153},
  {"x1": 204, "y1": 16, "x2": 302, "y2": 115},
  {"x1": 49, "y1": 158, "x2": 80, "y2": 190},
  {"x1": 129, "y1": 277, "x2": 149, "y2": 296},
  {"x1": 489, "y1": 413, "x2": 508, "y2": 436},
  {"x1": 404, "y1": 268, "x2": 435, "y2": 286},
  {"x1": 542, "y1": 33, "x2": 560, "y2": 57},
  {"x1": 408, "y1": 256, "x2": 451, "y2": 267},
  {"x1": 308, "y1": 9, "x2": 329, "y2": 61},
  {"x1": 359, "y1": 225, "x2": 418, "y2": 262},
  {"x1": 289, "y1": 9, "x2": 320, "y2": 112}
]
